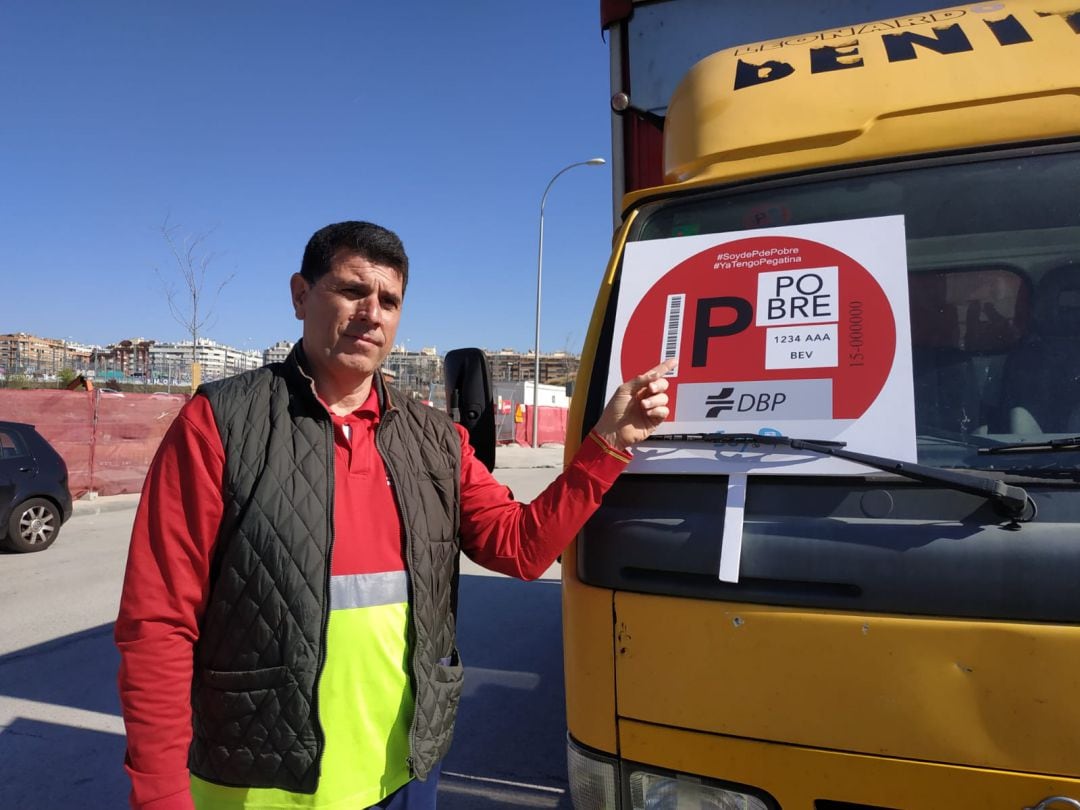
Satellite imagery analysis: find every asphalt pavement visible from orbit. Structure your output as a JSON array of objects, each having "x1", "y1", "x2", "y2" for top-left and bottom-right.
[{"x1": 489, "y1": 443, "x2": 565, "y2": 469}]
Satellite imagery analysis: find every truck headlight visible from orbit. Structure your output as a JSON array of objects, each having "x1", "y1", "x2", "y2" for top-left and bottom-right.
[
  {"x1": 568, "y1": 737, "x2": 620, "y2": 809},
  {"x1": 629, "y1": 771, "x2": 770, "y2": 810}
]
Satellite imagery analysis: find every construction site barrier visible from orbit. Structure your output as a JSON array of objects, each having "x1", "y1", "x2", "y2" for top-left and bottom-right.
[
  {"x1": 0, "y1": 390, "x2": 568, "y2": 498},
  {"x1": 494, "y1": 403, "x2": 568, "y2": 446},
  {"x1": 0, "y1": 389, "x2": 188, "y2": 498}
]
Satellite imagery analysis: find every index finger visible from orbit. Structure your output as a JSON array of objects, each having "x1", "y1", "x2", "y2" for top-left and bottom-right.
[{"x1": 630, "y1": 357, "x2": 677, "y2": 388}]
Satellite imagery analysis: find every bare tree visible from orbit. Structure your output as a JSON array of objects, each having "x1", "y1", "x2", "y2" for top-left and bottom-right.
[{"x1": 155, "y1": 218, "x2": 234, "y2": 387}]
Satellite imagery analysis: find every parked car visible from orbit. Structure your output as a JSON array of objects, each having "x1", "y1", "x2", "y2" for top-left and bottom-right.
[{"x1": 0, "y1": 421, "x2": 73, "y2": 552}]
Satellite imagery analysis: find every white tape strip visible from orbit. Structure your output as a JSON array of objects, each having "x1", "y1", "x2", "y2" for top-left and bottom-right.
[{"x1": 719, "y1": 473, "x2": 747, "y2": 583}]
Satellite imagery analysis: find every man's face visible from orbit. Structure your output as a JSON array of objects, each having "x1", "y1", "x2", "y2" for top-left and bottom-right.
[{"x1": 290, "y1": 250, "x2": 403, "y2": 390}]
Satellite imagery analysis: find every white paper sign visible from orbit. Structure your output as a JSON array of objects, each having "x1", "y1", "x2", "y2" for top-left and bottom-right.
[{"x1": 609, "y1": 216, "x2": 915, "y2": 475}]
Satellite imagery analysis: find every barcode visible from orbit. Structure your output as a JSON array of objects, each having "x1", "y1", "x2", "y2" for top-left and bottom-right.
[{"x1": 660, "y1": 293, "x2": 684, "y2": 376}]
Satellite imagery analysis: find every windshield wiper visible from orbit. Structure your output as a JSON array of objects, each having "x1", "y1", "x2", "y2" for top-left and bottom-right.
[
  {"x1": 646, "y1": 432, "x2": 1033, "y2": 520},
  {"x1": 978, "y1": 436, "x2": 1080, "y2": 455}
]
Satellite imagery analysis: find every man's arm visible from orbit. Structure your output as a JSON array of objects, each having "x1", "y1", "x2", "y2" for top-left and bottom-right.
[
  {"x1": 114, "y1": 395, "x2": 225, "y2": 810},
  {"x1": 459, "y1": 361, "x2": 672, "y2": 579}
]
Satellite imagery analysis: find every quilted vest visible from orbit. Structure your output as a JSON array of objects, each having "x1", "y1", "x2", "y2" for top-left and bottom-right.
[{"x1": 188, "y1": 345, "x2": 463, "y2": 793}]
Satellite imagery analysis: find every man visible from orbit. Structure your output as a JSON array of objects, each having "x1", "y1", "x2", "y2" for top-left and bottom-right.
[{"x1": 115, "y1": 221, "x2": 672, "y2": 810}]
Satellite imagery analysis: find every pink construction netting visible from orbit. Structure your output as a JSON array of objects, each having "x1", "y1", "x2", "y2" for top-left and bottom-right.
[
  {"x1": 0, "y1": 389, "x2": 189, "y2": 497},
  {"x1": 0, "y1": 390, "x2": 570, "y2": 497},
  {"x1": 512, "y1": 405, "x2": 569, "y2": 446}
]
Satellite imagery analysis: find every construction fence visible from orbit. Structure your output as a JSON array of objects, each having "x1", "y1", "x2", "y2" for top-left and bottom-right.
[
  {"x1": 0, "y1": 390, "x2": 570, "y2": 500},
  {"x1": 494, "y1": 402, "x2": 569, "y2": 446},
  {"x1": 0, "y1": 389, "x2": 189, "y2": 498}
]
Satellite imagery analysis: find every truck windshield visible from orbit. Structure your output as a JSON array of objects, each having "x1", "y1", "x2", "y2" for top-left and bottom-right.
[{"x1": 631, "y1": 147, "x2": 1080, "y2": 476}]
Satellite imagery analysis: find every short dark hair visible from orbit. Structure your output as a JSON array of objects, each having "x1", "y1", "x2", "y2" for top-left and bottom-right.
[{"x1": 300, "y1": 221, "x2": 409, "y2": 293}]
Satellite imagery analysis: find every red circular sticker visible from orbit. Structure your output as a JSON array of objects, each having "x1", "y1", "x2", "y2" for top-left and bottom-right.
[{"x1": 621, "y1": 235, "x2": 895, "y2": 423}]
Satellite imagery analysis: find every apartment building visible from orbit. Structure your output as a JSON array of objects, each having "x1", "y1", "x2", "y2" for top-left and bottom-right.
[
  {"x1": 485, "y1": 349, "x2": 580, "y2": 386},
  {"x1": 382, "y1": 345, "x2": 442, "y2": 398},
  {"x1": 149, "y1": 339, "x2": 261, "y2": 383},
  {"x1": 263, "y1": 340, "x2": 294, "y2": 365},
  {"x1": 91, "y1": 339, "x2": 154, "y2": 378},
  {"x1": 2, "y1": 331, "x2": 582, "y2": 397},
  {"x1": 0, "y1": 333, "x2": 94, "y2": 377}
]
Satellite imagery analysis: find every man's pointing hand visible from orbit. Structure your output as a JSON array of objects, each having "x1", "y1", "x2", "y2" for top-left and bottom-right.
[{"x1": 592, "y1": 358, "x2": 676, "y2": 452}]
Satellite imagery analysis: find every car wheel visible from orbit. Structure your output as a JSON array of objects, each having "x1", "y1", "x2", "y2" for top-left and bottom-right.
[{"x1": 4, "y1": 498, "x2": 62, "y2": 553}]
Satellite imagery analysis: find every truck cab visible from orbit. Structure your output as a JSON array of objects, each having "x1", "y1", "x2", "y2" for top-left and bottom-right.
[{"x1": 564, "y1": 3, "x2": 1080, "y2": 807}]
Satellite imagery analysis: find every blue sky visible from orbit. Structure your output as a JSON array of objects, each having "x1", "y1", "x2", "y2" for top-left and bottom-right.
[{"x1": 0, "y1": 1, "x2": 614, "y2": 355}]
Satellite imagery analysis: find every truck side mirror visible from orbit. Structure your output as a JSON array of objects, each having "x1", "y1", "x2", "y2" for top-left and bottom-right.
[{"x1": 444, "y1": 348, "x2": 496, "y2": 472}]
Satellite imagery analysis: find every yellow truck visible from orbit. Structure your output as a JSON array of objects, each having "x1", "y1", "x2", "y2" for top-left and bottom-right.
[{"x1": 562, "y1": 2, "x2": 1080, "y2": 807}]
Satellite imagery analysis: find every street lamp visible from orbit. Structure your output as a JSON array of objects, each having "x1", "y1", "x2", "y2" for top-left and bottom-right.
[{"x1": 533, "y1": 157, "x2": 606, "y2": 448}]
